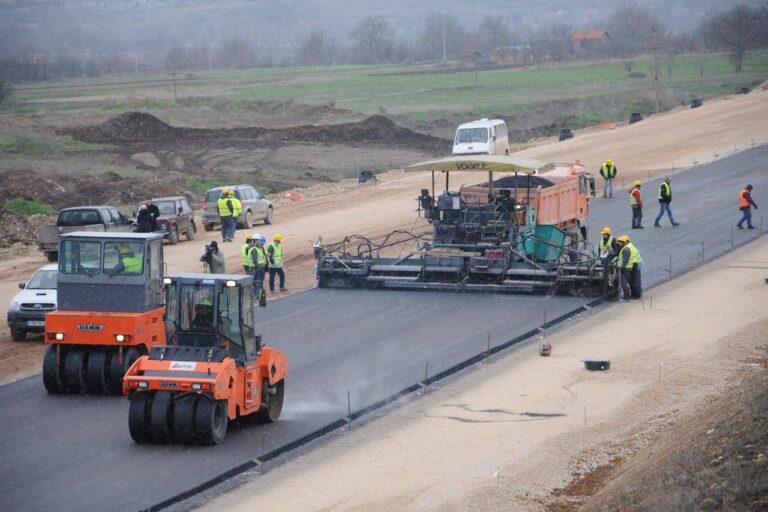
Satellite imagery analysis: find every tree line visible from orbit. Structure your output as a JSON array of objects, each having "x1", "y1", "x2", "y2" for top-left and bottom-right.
[{"x1": 0, "y1": 2, "x2": 766, "y2": 84}]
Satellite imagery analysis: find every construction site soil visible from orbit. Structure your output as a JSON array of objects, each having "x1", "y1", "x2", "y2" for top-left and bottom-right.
[{"x1": 70, "y1": 111, "x2": 450, "y2": 152}]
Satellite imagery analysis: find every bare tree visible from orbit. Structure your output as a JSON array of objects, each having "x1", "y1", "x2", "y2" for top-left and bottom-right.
[
  {"x1": 476, "y1": 15, "x2": 512, "y2": 53},
  {"x1": 218, "y1": 37, "x2": 254, "y2": 69},
  {"x1": 420, "y1": 13, "x2": 466, "y2": 62},
  {"x1": 607, "y1": 1, "x2": 666, "y2": 57},
  {"x1": 0, "y1": 82, "x2": 13, "y2": 106},
  {"x1": 530, "y1": 23, "x2": 573, "y2": 64},
  {"x1": 663, "y1": 33, "x2": 692, "y2": 78},
  {"x1": 701, "y1": 4, "x2": 768, "y2": 72},
  {"x1": 350, "y1": 16, "x2": 395, "y2": 64},
  {"x1": 622, "y1": 59, "x2": 635, "y2": 74},
  {"x1": 298, "y1": 29, "x2": 336, "y2": 66}
]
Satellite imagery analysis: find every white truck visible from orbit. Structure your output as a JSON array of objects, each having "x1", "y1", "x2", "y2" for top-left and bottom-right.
[{"x1": 452, "y1": 119, "x2": 509, "y2": 156}]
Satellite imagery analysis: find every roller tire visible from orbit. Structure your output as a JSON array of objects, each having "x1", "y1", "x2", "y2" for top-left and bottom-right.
[
  {"x1": 42, "y1": 345, "x2": 63, "y2": 394},
  {"x1": 185, "y1": 224, "x2": 196, "y2": 241},
  {"x1": 172, "y1": 394, "x2": 199, "y2": 444},
  {"x1": 107, "y1": 347, "x2": 140, "y2": 395},
  {"x1": 195, "y1": 398, "x2": 228, "y2": 445},
  {"x1": 64, "y1": 349, "x2": 87, "y2": 394},
  {"x1": 168, "y1": 225, "x2": 179, "y2": 245},
  {"x1": 128, "y1": 392, "x2": 152, "y2": 444},
  {"x1": 149, "y1": 391, "x2": 174, "y2": 443},
  {"x1": 85, "y1": 351, "x2": 108, "y2": 394},
  {"x1": 260, "y1": 379, "x2": 284, "y2": 423}
]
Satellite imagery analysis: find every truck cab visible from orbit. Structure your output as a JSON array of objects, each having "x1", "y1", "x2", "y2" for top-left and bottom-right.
[{"x1": 452, "y1": 119, "x2": 509, "y2": 156}]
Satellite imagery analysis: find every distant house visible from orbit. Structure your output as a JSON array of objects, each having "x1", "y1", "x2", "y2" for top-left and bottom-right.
[
  {"x1": 489, "y1": 45, "x2": 534, "y2": 65},
  {"x1": 571, "y1": 30, "x2": 610, "y2": 55}
]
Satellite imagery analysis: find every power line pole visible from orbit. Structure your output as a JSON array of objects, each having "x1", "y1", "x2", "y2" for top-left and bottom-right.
[{"x1": 651, "y1": 25, "x2": 661, "y2": 114}]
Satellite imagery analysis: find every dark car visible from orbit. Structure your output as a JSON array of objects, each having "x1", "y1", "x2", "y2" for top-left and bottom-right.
[
  {"x1": 135, "y1": 196, "x2": 196, "y2": 245},
  {"x1": 201, "y1": 185, "x2": 273, "y2": 231}
]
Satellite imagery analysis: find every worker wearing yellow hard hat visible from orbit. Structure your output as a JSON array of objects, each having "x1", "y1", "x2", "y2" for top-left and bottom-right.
[
  {"x1": 599, "y1": 159, "x2": 618, "y2": 198},
  {"x1": 616, "y1": 235, "x2": 642, "y2": 301},
  {"x1": 241, "y1": 234, "x2": 255, "y2": 274},
  {"x1": 598, "y1": 227, "x2": 617, "y2": 260},
  {"x1": 267, "y1": 234, "x2": 287, "y2": 293},
  {"x1": 629, "y1": 179, "x2": 644, "y2": 229}
]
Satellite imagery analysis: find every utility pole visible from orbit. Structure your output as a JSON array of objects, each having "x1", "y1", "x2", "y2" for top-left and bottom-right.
[
  {"x1": 442, "y1": 15, "x2": 447, "y2": 63},
  {"x1": 172, "y1": 69, "x2": 178, "y2": 104},
  {"x1": 651, "y1": 25, "x2": 661, "y2": 114}
]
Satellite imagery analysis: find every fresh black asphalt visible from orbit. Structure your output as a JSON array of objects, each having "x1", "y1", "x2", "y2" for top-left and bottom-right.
[{"x1": 1, "y1": 146, "x2": 765, "y2": 512}]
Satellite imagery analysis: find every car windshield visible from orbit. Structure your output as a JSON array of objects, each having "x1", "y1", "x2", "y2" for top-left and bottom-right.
[
  {"x1": 27, "y1": 269, "x2": 57, "y2": 289},
  {"x1": 154, "y1": 201, "x2": 176, "y2": 215},
  {"x1": 205, "y1": 190, "x2": 222, "y2": 203},
  {"x1": 178, "y1": 284, "x2": 216, "y2": 333},
  {"x1": 455, "y1": 128, "x2": 489, "y2": 144}
]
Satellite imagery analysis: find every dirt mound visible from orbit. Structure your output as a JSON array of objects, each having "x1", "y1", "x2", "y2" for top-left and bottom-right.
[
  {"x1": 71, "y1": 112, "x2": 449, "y2": 153},
  {"x1": 72, "y1": 112, "x2": 178, "y2": 143},
  {"x1": 0, "y1": 210, "x2": 54, "y2": 248}
]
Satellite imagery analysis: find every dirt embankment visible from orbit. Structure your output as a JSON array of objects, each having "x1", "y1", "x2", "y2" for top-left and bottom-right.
[{"x1": 70, "y1": 112, "x2": 451, "y2": 153}]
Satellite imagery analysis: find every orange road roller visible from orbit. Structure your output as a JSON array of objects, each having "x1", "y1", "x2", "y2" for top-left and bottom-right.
[
  {"x1": 43, "y1": 232, "x2": 167, "y2": 394},
  {"x1": 123, "y1": 273, "x2": 287, "y2": 445}
]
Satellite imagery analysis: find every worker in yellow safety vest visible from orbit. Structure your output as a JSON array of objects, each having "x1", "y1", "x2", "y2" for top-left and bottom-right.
[
  {"x1": 599, "y1": 159, "x2": 617, "y2": 198},
  {"x1": 267, "y1": 234, "x2": 287, "y2": 293},
  {"x1": 241, "y1": 234, "x2": 255, "y2": 274},
  {"x1": 598, "y1": 227, "x2": 618, "y2": 260},
  {"x1": 249, "y1": 234, "x2": 269, "y2": 307},
  {"x1": 616, "y1": 235, "x2": 642, "y2": 301},
  {"x1": 217, "y1": 189, "x2": 235, "y2": 243},
  {"x1": 118, "y1": 244, "x2": 143, "y2": 274},
  {"x1": 227, "y1": 190, "x2": 242, "y2": 241},
  {"x1": 629, "y1": 180, "x2": 644, "y2": 229}
]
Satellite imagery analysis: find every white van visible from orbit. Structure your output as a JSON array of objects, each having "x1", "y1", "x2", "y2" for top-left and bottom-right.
[{"x1": 452, "y1": 119, "x2": 509, "y2": 156}]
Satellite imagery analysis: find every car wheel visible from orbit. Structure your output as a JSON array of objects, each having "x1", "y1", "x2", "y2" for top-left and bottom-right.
[
  {"x1": 186, "y1": 223, "x2": 196, "y2": 241},
  {"x1": 203, "y1": 223, "x2": 215, "y2": 232},
  {"x1": 168, "y1": 225, "x2": 179, "y2": 245},
  {"x1": 10, "y1": 327, "x2": 26, "y2": 342},
  {"x1": 45, "y1": 251, "x2": 58, "y2": 262},
  {"x1": 264, "y1": 207, "x2": 274, "y2": 225},
  {"x1": 245, "y1": 210, "x2": 253, "y2": 229}
]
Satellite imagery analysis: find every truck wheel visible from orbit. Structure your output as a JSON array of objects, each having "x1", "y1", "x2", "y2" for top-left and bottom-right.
[
  {"x1": 129, "y1": 392, "x2": 152, "y2": 444},
  {"x1": 149, "y1": 391, "x2": 174, "y2": 443},
  {"x1": 260, "y1": 379, "x2": 284, "y2": 423},
  {"x1": 43, "y1": 345, "x2": 63, "y2": 393},
  {"x1": 45, "y1": 251, "x2": 58, "y2": 262},
  {"x1": 168, "y1": 225, "x2": 179, "y2": 245},
  {"x1": 86, "y1": 351, "x2": 108, "y2": 394},
  {"x1": 185, "y1": 224, "x2": 196, "y2": 241},
  {"x1": 64, "y1": 349, "x2": 87, "y2": 394},
  {"x1": 195, "y1": 398, "x2": 228, "y2": 445},
  {"x1": 264, "y1": 207, "x2": 274, "y2": 225},
  {"x1": 203, "y1": 223, "x2": 215, "y2": 232},
  {"x1": 10, "y1": 327, "x2": 26, "y2": 342},
  {"x1": 173, "y1": 394, "x2": 199, "y2": 444}
]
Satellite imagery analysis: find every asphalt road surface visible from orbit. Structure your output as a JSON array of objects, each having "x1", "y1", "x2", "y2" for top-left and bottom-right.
[{"x1": 1, "y1": 146, "x2": 765, "y2": 512}]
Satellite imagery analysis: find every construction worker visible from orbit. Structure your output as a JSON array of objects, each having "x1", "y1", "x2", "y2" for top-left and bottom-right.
[
  {"x1": 227, "y1": 189, "x2": 242, "y2": 241},
  {"x1": 616, "y1": 235, "x2": 642, "y2": 301},
  {"x1": 200, "y1": 241, "x2": 226, "y2": 273},
  {"x1": 629, "y1": 180, "x2": 644, "y2": 229},
  {"x1": 216, "y1": 189, "x2": 234, "y2": 243},
  {"x1": 737, "y1": 184, "x2": 758, "y2": 229},
  {"x1": 598, "y1": 227, "x2": 618, "y2": 260},
  {"x1": 250, "y1": 234, "x2": 269, "y2": 307},
  {"x1": 118, "y1": 244, "x2": 143, "y2": 274},
  {"x1": 599, "y1": 159, "x2": 618, "y2": 198},
  {"x1": 267, "y1": 233, "x2": 287, "y2": 293},
  {"x1": 241, "y1": 234, "x2": 255, "y2": 274},
  {"x1": 654, "y1": 177, "x2": 680, "y2": 228}
]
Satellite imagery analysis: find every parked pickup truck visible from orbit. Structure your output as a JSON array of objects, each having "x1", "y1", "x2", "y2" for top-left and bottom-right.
[{"x1": 37, "y1": 206, "x2": 133, "y2": 261}]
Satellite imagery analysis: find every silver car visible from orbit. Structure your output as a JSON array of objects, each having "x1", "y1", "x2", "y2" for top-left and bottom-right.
[
  {"x1": 201, "y1": 185, "x2": 274, "y2": 231},
  {"x1": 7, "y1": 264, "x2": 58, "y2": 341}
]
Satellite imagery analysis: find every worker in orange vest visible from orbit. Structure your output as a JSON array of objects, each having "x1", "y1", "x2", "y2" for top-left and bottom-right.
[
  {"x1": 737, "y1": 184, "x2": 758, "y2": 229},
  {"x1": 629, "y1": 180, "x2": 643, "y2": 229}
]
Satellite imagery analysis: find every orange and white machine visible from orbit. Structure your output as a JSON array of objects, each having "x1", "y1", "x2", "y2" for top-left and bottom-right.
[
  {"x1": 123, "y1": 274, "x2": 287, "y2": 445},
  {"x1": 43, "y1": 232, "x2": 166, "y2": 394}
]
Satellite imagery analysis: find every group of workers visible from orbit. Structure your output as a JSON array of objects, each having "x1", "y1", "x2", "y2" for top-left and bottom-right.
[
  {"x1": 216, "y1": 189, "x2": 242, "y2": 243},
  {"x1": 598, "y1": 159, "x2": 759, "y2": 301}
]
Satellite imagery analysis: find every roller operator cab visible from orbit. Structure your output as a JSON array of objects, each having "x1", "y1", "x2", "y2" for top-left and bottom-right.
[
  {"x1": 43, "y1": 232, "x2": 167, "y2": 395},
  {"x1": 123, "y1": 274, "x2": 287, "y2": 445},
  {"x1": 452, "y1": 119, "x2": 509, "y2": 156}
]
